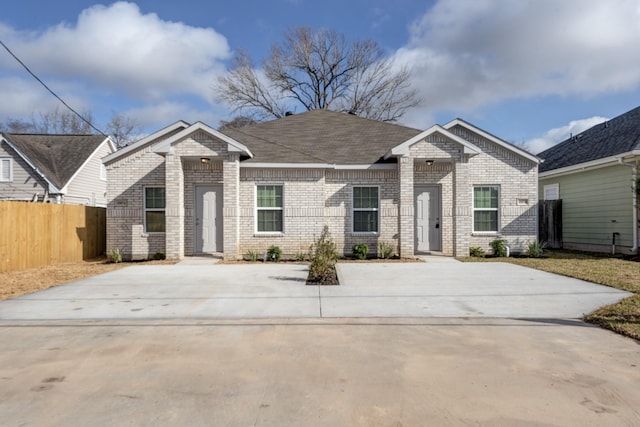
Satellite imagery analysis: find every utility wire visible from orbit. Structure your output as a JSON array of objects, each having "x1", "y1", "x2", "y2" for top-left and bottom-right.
[{"x1": 0, "y1": 39, "x2": 106, "y2": 135}]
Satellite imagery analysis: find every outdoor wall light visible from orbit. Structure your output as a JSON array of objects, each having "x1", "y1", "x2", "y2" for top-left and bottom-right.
[
  {"x1": 425, "y1": 159, "x2": 434, "y2": 166},
  {"x1": 200, "y1": 157, "x2": 210, "y2": 164}
]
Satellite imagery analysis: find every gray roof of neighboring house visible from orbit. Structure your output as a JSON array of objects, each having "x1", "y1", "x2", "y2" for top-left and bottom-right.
[
  {"x1": 223, "y1": 109, "x2": 423, "y2": 164},
  {"x1": 538, "y1": 105, "x2": 640, "y2": 172},
  {"x1": 2, "y1": 133, "x2": 107, "y2": 189}
]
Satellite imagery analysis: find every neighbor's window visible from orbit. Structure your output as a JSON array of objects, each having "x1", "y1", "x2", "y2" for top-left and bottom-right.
[
  {"x1": 353, "y1": 186, "x2": 379, "y2": 233},
  {"x1": 0, "y1": 158, "x2": 12, "y2": 182},
  {"x1": 144, "y1": 187, "x2": 166, "y2": 233},
  {"x1": 473, "y1": 186, "x2": 499, "y2": 232},
  {"x1": 543, "y1": 183, "x2": 559, "y2": 200},
  {"x1": 256, "y1": 185, "x2": 283, "y2": 232},
  {"x1": 100, "y1": 163, "x2": 107, "y2": 181}
]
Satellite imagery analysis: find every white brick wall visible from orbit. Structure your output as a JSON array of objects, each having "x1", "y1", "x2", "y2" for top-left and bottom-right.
[
  {"x1": 106, "y1": 123, "x2": 538, "y2": 260},
  {"x1": 450, "y1": 125, "x2": 538, "y2": 254}
]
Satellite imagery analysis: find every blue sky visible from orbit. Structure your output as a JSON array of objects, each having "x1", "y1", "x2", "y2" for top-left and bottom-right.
[{"x1": 1, "y1": 0, "x2": 639, "y2": 152}]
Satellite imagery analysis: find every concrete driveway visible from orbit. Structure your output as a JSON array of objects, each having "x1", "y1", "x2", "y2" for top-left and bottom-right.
[
  {"x1": 0, "y1": 259, "x2": 630, "y2": 321},
  {"x1": 2, "y1": 260, "x2": 639, "y2": 426}
]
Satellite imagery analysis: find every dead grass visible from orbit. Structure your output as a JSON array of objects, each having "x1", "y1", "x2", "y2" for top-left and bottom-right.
[
  {"x1": 0, "y1": 258, "x2": 174, "y2": 301},
  {"x1": 460, "y1": 249, "x2": 640, "y2": 340}
]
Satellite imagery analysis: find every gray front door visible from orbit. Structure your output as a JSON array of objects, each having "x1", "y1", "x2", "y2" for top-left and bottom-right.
[
  {"x1": 415, "y1": 187, "x2": 441, "y2": 252},
  {"x1": 195, "y1": 185, "x2": 222, "y2": 253}
]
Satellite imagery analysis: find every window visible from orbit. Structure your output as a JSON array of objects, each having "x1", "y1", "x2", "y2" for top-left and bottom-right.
[
  {"x1": 256, "y1": 185, "x2": 283, "y2": 232},
  {"x1": 0, "y1": 158, "x2": 12, "y2": 182},
  {"x1": 100, "y1": 163, "x2": 107, "y2": 181},
  {"x1": 473, "y1": 186, "x2": 499, "y2": 232},
  {"x1": 144, "y1": 187, "x2": 165, "y2": 233},
  {"x1": 353, "y1": 186, "x2": 379, "y2": 233},
  {"x1": 544, "y1": 184, "x2": 559, "y2": 200}
]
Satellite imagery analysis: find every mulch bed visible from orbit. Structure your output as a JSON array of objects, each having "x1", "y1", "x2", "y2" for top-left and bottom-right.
[{"x1": 306, "y1": 267, "x2": 340, "y2": 286}]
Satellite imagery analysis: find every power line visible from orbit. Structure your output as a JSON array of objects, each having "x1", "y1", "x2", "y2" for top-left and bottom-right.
[{"x1": 0, "y1": 39, "x2": 106, "y2": 135}]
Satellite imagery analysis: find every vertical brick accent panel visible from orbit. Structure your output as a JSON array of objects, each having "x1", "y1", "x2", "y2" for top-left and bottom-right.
[
  {"x1": 223, "y1": 153, "x2": 240, "y2": 260},
  {"x1": 165, "y1": 153, "x2": 185, "y2": 259},
  {"x1": 453, "y1": 158, "x2": 471, "y2": 256},
  {"x1": 398, "y1": 156, "x2": 415, "y2": 257}
]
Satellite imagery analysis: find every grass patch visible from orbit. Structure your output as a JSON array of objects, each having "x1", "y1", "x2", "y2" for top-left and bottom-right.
[
  {"x1": 459, "y1": 249, "x2": 640, "y2": 340},
  {"x1": 584, "y1": 295, "x2": 640, "y2": 340}
]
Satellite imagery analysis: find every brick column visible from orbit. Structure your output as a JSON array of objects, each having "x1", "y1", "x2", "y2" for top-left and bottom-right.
[
  {"x1": 398, "y1": 156, "x2": 415, "y2": 258},
  {"x1": 453, "y1": 156, "x2": 471, "y2": 256},
  {"x1": 165, "y1": 153, "x2": 184, "y2": 259},
  {"x1": 223, "y1": 153, "x2": 240, "y2": 260}
]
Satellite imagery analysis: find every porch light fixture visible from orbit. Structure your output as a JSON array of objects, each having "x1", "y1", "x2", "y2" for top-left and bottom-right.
[
  {"x1": 200, "y1": 157, "x2": 210, "y2": 164},
  {"x1": 425, "y1": 160, "x2": 434, "y2": 166}
]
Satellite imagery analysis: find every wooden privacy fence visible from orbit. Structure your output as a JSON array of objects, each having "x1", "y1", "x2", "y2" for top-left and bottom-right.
[
  {"x1": 539, "y1": 199, "x2": 563, "y2": 249},
  {"x1": 0, "y1": 201, "x2": 106, "y2": 272}
]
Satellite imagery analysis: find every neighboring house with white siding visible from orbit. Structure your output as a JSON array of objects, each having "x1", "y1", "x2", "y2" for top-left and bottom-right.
[
  {"x1": 103, "y1": 110, "x2": 539, "y2": 260},
  {"x1": 0, "y1": 133, "x2": 115, "y2": 206},
  {"x1": 538, "y1": 105, "x2": 640, "y2": 254}
]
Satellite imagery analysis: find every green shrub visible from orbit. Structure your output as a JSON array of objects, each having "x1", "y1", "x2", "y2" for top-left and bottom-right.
[
  {"x1": 295, "y1": 251, "x2": 307, "y2": 262},
  {"x1": 490, "y1": 239, "x2": 507, "y2": 257},
  {"x1": 469, "y1": 247, "x2": 485, "y2": 257},
  {"x1": 152, "y1": 252, "x2": 166, "y2": 260},
  {"x1": 267, "y1": 245, "x2": 282, "y2": 262},
  {"x1": 308, "y1": 226, "x2": 338, "y2": 281},
  {"x1": 526, "y1": 241, "x2": 547, "y2": 258},
  {"x1": 245, "y1": 250, "x2": 259, "y2": 261},
  {"x1": 108, "y1": 248, "x2": 123, "y2": 263},
  {"x1": 377, "y1": 241, "x2": 394, "y2": 259},
  {"x1": 352, "y1": 243, "x2": 369, "y2": 260}
]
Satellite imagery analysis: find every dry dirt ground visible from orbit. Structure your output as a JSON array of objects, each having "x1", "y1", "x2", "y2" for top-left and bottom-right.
[{"x1": 0, "y1": 259, "x2": 173, "y2": 301}]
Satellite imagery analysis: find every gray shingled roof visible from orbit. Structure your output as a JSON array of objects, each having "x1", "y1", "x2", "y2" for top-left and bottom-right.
[
  {"x1": 538, "y1": 106, "x2": 640, "y2": 172},
  {"x1": 223, "y1": 110, "x2": 423, "y2": 164},
  {"x1": 3, "y1": 133, "x2": 107, "y2": 189}
]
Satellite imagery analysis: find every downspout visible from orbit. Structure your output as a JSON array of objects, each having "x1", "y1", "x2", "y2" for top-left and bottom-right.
[{"x1": 618, "y1": 158, "x2": 638, "y2": 253}]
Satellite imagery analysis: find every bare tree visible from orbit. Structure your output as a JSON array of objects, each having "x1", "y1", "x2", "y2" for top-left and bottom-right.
[
  {"x1": 1, "y1": 108, "x2": 140, "y2": 148},
  {"x1": 218, "y1": 115, "x2": 257, "y2": 132},
  {"x1": 215, "y1": 27, "x2": 421, "y2": 122},
  {"x1": 105, "y1": 113, "x2": 141, "y2": 148},
  {"x1": 0, "y1": 107, "x2": 93, "y2": 134}
]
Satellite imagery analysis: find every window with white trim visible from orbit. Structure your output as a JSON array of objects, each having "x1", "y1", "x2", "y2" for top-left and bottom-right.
[
  {"x1": 100, "y1": 163, "x2": 107, "y2": 181},
  {"x1": 144, "y1": 187, "x2": 166, "y2": 233},
  {"x1": 256, "y1": 185, "x2": 283, "y2": 232},
  {"x1": 543, "y1": 183, "x2": 559, "y2": 200},
  {"x1": 353, "y1": 186, "x2": 379, "y2": 233},
  {"x1": 0, "y1": 158, "x2": 12, "y2": 182},
  {"x1": 473, "y1": 186, "x2": 499, "y2": 233}
]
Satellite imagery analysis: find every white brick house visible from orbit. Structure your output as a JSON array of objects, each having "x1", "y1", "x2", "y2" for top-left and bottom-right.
[{"x1": 103, "y1": 110, "x2": 539, "y2": 260}]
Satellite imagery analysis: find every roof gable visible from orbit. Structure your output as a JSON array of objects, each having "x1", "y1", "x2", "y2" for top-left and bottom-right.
[
  {"x1": 223, "y1": 110, "x2": 422, "y2": 164},
  {"x1": 538, "y1": 106, "x2": 640, "y2": 172},
  {"x1": 103, "y1": 120, "x2": 190, "y2": 164},
  {"x1": 2, "y1": 133, "x2": 112, "y2": 190},
  {"x1": 444, "y1": 119, "x2": 540, "y2": 164},
  {"x1": 153, "y1": 122, "x2": 253, "y2": 157},
  {"x1": 386, "y1": 125, "x2": 482, "y2": 158}
]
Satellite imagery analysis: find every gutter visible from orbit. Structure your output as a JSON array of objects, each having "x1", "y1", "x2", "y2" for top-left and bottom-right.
[{"x1": 618, "y1": 157, "x2": 638, "y2": 254}]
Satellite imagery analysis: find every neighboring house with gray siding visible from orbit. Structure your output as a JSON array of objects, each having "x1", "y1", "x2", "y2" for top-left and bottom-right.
[
  {"x1": 0, "y1": 133, "x2": 115, "y2": 206},
  {"x1": 538, "y1": 105, "x2": 640, "y2": 254},
  {"x1": 103, "y1": 110, "x2": 539, "y2": 260}
]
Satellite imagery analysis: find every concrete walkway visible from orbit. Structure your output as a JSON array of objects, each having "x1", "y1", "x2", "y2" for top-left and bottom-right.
[{"x1": 0, "y1": 260, "x2": 630, "y2": 321}]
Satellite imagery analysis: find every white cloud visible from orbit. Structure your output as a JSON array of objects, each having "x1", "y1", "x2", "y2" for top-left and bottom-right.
[
  {"x1": 525, "y1": 116, "x2": 608, "y2": 154},
  {"x1": 0, "y1": 2, "x2": 230, "y2": 104},
  {"x1": 397, "y1": 0, "x2": 640, "y2": 124}
]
